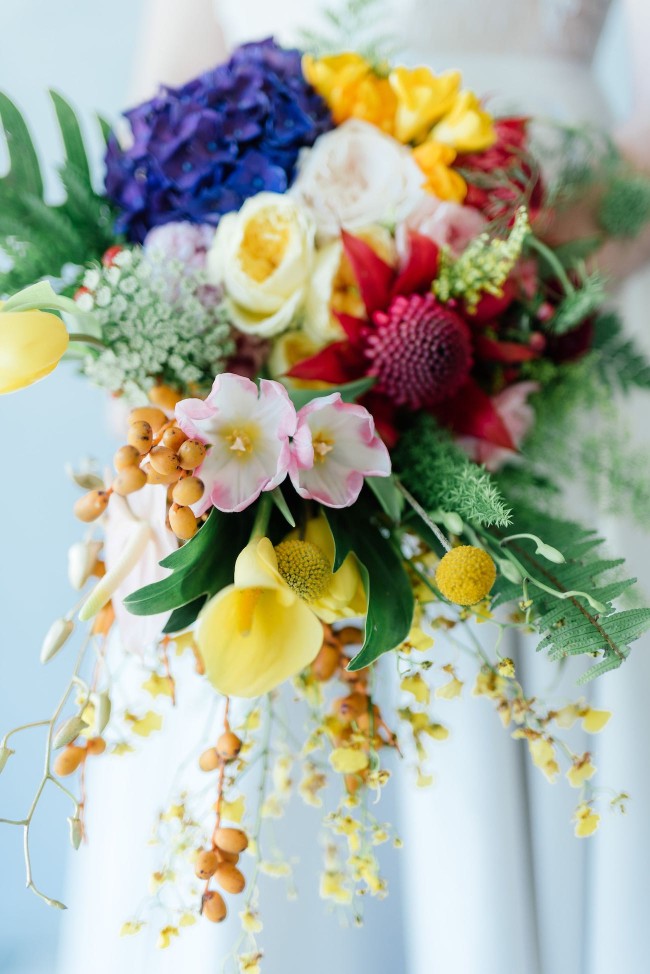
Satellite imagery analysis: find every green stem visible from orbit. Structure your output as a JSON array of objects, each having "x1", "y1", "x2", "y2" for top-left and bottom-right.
[
  {"x1": 67, "y1": 333, "x2": 106, "y2": 349},
  {"x1": 526, "y1": 234, "x2": 574, "y2": 295},
  {"x1": 394, "y1": 479, "x2": 452, "y2": 551},
  {"x1": 249, "y1": 493, "x2": 273, "y2": 541}
]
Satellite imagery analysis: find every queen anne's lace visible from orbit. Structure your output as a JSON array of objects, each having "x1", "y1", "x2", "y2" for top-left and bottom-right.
[{"x1": 79, "y1": 249, "x2": 234, "y2": 403}]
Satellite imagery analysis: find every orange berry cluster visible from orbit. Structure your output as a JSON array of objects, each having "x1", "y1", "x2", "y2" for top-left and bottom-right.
[
  {"x1": 311, "y1": 625, "x2": 399, "y2": 794},
  {"x1": 53, "y1": 735, "x2": 106, "y2": 777},
  {"x1": 197, "y1": 729, "x2": 247, "y2": 924},
  {"x1": 73, "y1": 387, "x2": 209, "y2": 542}
]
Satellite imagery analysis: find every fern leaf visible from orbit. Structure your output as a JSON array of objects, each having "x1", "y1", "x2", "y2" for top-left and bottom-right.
[
  {"x1": 591, "y1": 312, "x2": 650, "y2": 392},
  {"x1": 0, "y1": 91, "x2": 44, "y2": 198}
]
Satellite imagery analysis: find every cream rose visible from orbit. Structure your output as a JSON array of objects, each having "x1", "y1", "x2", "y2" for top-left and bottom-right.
[
  {"x1": 290, "y1": 119, "x2": 425, "y2": 243},
  {"x1": 207, "y1": 192, "x2": 315, "y2": 337}
]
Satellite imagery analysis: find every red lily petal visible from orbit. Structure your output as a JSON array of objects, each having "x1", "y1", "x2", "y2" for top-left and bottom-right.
[
  {"x1": 341, "y1": 230, "x2": 394, "y2": 315},
  {"x1": 434, "y1": 379, "x2": 515, "y2": 450},
  {"x1": 392, "y1": 232, "x2": 439, "y2": 297},
  {"x1": 287, "y1": 341, "x2": 366, "y2": 385},
  {"x1": 334, "y1": 312, "x2": 367, "y2": 345},
  {"x1": 474, "y1": 334, "x2": 539, "y2": 363}
]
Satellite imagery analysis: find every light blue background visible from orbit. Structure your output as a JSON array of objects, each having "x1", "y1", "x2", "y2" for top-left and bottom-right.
[
  {"x1": 0, "y1": 2, "x2": 631, "y2": 972},
  {"x1": 0, "y1": 3, "x2": 143, "y2": 971}
]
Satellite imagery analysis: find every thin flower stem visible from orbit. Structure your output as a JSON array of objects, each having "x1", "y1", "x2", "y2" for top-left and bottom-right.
[
  {"x1": 249, "y1": 493, "x2": 273, "y2": 541},
  {"x1": 2, "y1": 720, "x2": 50, "y2": 745},
  {"x1": 394, "y1": 479, "x2": 452, "y2": 551},
  {"x1": 67, "y1": 333, "x2": 106, "y2": 349},
  {"x1": 525, "y1": 234, "x2": 574, "y2": 295}
]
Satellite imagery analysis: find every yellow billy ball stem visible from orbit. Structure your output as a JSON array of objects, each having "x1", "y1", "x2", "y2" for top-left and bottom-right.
[
  {"x1": 0, "y1": 309, "x2": 69, "y2": 394},
  {"x1": 435, "y1": 545, "x2": 496, "y2": 606}
]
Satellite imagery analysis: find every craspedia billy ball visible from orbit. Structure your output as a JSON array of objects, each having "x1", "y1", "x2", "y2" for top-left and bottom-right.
[
  {"x1": 364, "y1": 293, "x2": 472, "y2": 410},
  {"x1": 435, "y1": 545, "x2": 496, "y2": 605}
]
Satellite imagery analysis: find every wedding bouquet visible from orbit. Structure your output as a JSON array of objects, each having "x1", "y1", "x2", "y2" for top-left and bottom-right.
[{"x1": 3, "y1": 19, "x2": 650, "y2": 969}]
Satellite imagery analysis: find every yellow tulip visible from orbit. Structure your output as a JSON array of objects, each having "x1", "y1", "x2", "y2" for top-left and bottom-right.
[
  {"x1": 431, "y1": 91, "x2": 497, "y2": 153},
  {"x1": 197, "y1": 516, "x2": 366, "y2": 697},
  {"x1": 0, "y1": 308, "x2": 69, "y2": 394},
  {"x1": 412, "y1": 141, "x2": 467, "y2": 203},
  {"x1": 389, "y1": 67, "x2": 461, "y2": 144}
]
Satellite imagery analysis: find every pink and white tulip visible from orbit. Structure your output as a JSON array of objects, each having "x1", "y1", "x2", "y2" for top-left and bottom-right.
[
  {"x1": 289, "y1": 393, "x2": 391, "y2": 508},
  {"x1": 176, "y1": 373, "x2": 297, "y2": 514}
]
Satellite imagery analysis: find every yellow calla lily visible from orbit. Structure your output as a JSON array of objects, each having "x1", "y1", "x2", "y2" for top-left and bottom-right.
[
  {"x1": 431, "y1": 91, "x2": 496, "y2": 153},
  {"x1": 0, "y1": 308, "x2": 69, "y2": 394},
  {"x1": 197, "y1": 515, "x2": 366, "y2": 698},
  {"x1": 389, "y1": 67, "x2": 461, "y2": 144}
]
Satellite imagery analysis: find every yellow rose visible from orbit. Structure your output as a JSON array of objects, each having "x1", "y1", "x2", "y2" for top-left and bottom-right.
[
  {"x1": 0, "y1": 308, "x2": 69, "y2": 394},
  {"x1": 389, "y1": 67, "x2": 461, "y2": 144},
  {"x1": 303, "y1": 52, "x2": 397, "y2": 133},
  {"x1": 197, "y1": 516, "x2": 365, "y2": 697},
  {"x1": 412, "y1": 141, "x2": 467, "y2": 203},
  {"x1": 207, "y1": 192, "x2": 315, "y2": 337},
  {"x1": 432, "y1": 91, "x2": 496, "y2": 153}
]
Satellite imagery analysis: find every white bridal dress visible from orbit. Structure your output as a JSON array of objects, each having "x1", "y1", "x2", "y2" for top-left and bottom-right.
[{"x1": 58, "y1": 2, "x2": 650, "y2": 973}]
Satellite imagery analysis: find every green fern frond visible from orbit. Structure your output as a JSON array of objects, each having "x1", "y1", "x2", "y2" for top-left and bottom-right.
[
  {"x1": 591, "y1": 312, "x2": 650, "y2": 392},
  {"x1": 299, "y1": 0, "x2": 395, "y2": 64},
  {"x1": 490, "y1": 504, "x2": 650, "y2": 681},
  {"x1": 0, "y1": 90, "x2": 117, "y2": 294}
]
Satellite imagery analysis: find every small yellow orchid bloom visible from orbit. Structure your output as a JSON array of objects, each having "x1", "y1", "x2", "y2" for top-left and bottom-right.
[
  {"x1": 0, "y1": 308, "x2": 69, "y2": 394},
  {"x1": 197, "y1": 515, "x2": 366, "y2": 698},
  {"x1": 389, "y1": 67, "x2": 461, "y2": 143},
  {"x1": 432, "y1": 91, "x2": 497, "y2": 153}
]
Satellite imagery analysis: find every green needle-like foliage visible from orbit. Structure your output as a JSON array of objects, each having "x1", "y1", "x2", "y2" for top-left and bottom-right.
[{"x1": 394, "y1": 415, "x2": 512, "y2": 528}]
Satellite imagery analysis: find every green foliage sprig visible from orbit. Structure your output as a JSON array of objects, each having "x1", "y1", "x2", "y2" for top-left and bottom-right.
[
  {"x1": 393, "y1": 415, "x2": 512, "y2": 529},
  {"x1": 0, "y1": 91, "x2": 116, "y2": 294},
  {"x1": 299, "y1": 0, "x2": 395, "y2": 65}
]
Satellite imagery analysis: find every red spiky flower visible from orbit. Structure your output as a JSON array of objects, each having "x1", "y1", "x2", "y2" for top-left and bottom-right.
[{"x1": 288, "y1": 230, "x2": 517, "y2": 449}]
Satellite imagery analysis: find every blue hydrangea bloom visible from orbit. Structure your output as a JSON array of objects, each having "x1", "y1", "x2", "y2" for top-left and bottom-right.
[{"x1": 105, "y1": 38, "x2": 333, "y2": 241}]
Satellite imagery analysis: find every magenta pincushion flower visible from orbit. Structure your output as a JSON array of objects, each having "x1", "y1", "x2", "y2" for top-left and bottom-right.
[
  {"x1": 175, "y1": 373, "x2": 297, "y2": 513},
  {"x1": 289, "y1": 393, "x2": 391, "y2": 508},
  {"x1": 365, "y1": 293, "x2": 473, "y2": 410}
]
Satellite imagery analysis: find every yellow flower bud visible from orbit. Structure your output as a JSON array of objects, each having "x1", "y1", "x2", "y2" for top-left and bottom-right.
[
  {"x1": 0, "y1": 309, "x2": 69, "y2": 394},
  {"x1": 431, "y1": 91, "x2": 496, "y2": 153}
]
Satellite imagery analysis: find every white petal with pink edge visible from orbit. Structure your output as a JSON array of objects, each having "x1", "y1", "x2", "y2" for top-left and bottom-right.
[{"x1": 289, "y1": 393, "x2": 391, "y2": 508}]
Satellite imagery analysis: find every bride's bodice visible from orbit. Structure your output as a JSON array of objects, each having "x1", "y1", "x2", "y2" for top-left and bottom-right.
[{"x1": 216, "y1": 0, "x2": 612, "y2": 64}]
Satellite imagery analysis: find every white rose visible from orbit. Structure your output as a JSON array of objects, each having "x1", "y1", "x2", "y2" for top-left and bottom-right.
[
  {"x1": 290, "y1": 119, "x2": 425, "y2": 243},
  {"x1": 207, "y1": 192, "x2": 315, "y2": 337}
]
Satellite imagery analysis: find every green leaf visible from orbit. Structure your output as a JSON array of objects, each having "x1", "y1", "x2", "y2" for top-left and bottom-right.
[
  {"x1": 270, "y1": 487, "x2": 295, "y2": 527},
  {"x1": 97, "y1": 115, "x2": 113, "y2": 146},
  {"x1": 0, "y1": 91, "x2": 43, "y2": 199},
  {"x1": 286, "y1": 377, "x2": 375, "y2": 411},
  {"x1": 366, "y1": 475, "x2": 403, "y2": 522},
  {"x1": 162, "y1": 596, "x2": 207, "y2": 634},
  {"x1": 325, "y1": 507, "x2": 414, "y2": 670},
  {"x1": 125, "y1": 508, "x2": 250, "y2": 616},
  {"x1": 50, "y1": 90, "x2": 92, "y2": 187}
]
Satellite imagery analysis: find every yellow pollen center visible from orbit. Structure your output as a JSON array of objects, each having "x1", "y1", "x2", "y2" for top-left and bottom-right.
[
  {"x1": 274, "y1": 540, "x2": 332, "y2": 602},
  {"x1": 313, "y1": 434, "x2": 334, "y2": 464},
  {"x1": 238, "y1": 212, "x2": 291, "y2": 283},
  {"x1": 225, "y1": 429, "x2": 253, "y2": 456}
]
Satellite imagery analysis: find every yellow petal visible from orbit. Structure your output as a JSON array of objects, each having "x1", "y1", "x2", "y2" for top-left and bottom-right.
[
  {"x1": 0, "y1": 310, "x2": 69, "y2": 394},
  {"x1": 142, "y1": 673, "x2": 174, "y2": 698},
  {"x1": 126, "y1": 711, "x2": 163, "y2": 737},
  {"x1": 573, "y1": 803, "x2": 600, "y2": 838},
  {"x1": 198, "y1": 582, "x2": 323, "y2": 697},
  {"x1": 432, "y1": 91, "x2": 496, "y2": 153},
  {"x1": 435, "y1": 677, "x2": 463, "y2": 700},
  {"x1": 400, "y1": 673, "x2": 430, "y2": 704},
  {"x1": 581, "y1": 709, "x2": 611, "y2": 734},
  {"x1": 389, "y1": 66, "x2": 461, "y2": 143},
  {"x1": 567, "y1": 758, "x2": 597, "y2": 788},
  {"x1": 220, "y1": 795, "x2": 246, "y2": 824},
  {"x1": 329, "y1": 747, "x2": 370, "y2": 774}
]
